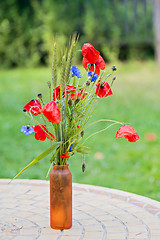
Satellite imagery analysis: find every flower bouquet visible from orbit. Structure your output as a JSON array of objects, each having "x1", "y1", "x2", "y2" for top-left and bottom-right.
[{"x1": 12, "y1": 36, "x2": 139, "y2": 229}]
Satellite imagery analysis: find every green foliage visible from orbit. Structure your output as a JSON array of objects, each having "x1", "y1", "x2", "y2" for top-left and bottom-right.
[
  {"x1": 0, "y1": 0, "x2": 154, "y2": 68},
  {"x1": 0, "y1": 61, "x2": 160, "y2": 201}
]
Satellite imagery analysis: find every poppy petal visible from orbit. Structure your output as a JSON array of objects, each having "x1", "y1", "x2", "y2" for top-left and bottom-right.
[
  {"x1": 82, "y1": 57, "x2": 89, "y2": 70},
  {"x1": 60, "y1": 152, "x2": 70, "y2": 159},
  {"x1": 115, "y1": 125, "x2": 140, "y2": 142},
  {"x1": 33, "y1": 125, "x2": 47, "y2": 141},
  {"x1": 65, "y1": 85, "x2": 77, "y2": 94},
  {"x1": 42, "y1": 101, "x2": 61, "y2": 124},
  {"x1": 94, "y1": 65, "x2": 100, "y2": 75},
  {"x1": 95, "y1": 82, "x2": 113, "y2": 97},
  {"x1": 69, "y1": 89, "x2": 85, "y2": 101},
  {"x1": 33, "y1": 124, "x2": 55, "y2": 141},
  {"x1": 82, "y1": 58, "x2": 95, "y2": 73},
  {"x1": 96, "y1": 55, "x2": 105, "y2": 70},
  {"x1": 53, "y1": 86, "x2": 60, "y2": 101},
  {"x1": 124, "y1": 133, "x2": 140, "y2": 142},
  {"x1": 82, "y1": 43, "x2": 100, "y2": 64},
  {"x1": 46, "y1": 132, "x2": 55, "y2": 141},
  {"x1": 115, "y1": 125, "x2": 137, "y2": 138},
  {"x1": 23, "y1": 99, "x2": 42, "y2": 116}
]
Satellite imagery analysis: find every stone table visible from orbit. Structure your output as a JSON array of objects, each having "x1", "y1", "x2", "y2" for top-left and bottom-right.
[{"x1": 0, "y1": 179, "x2": 160, "y2": 240}]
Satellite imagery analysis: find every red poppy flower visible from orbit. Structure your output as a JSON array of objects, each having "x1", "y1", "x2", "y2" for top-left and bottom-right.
[
  {"x1": 95, "y1": 82, "x2": 113, "y2": 97},
  {"x1": 41, "y1": 101, "x2": 61, "y2": 124},
  {"x1": 53, "y1": 85, "x2": 77, "y2": 101},
  {"x1": 69, "y1": 89, "x2": 85, "y2": 101},
  {"x1": 83, "y1": 55, "x2": 105, "y2": 75},
  {"x1": 82, "y1": 43, "x2": 100, "y2": 64},
  {"x1": 65, "y1": 85, "x2": 77, "y2": 94},
  {"x1": 23, "y1": 99, "x2": 42, "y2": 116},
  {"x1": 115, "y1": 125, "x2": 140, "y2": 142},
  {"x1": 60, "y1": 152, "x2": 70, "y2": 159},
  {"x1": 53, "y1": 86, "x2": 60, "y2": 101},
  {"x1": 32, "y1": 125, "x2": 55, "y2": 141}
]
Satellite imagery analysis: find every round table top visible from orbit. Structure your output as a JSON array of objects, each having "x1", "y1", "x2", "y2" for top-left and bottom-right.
[{"x1": 0, "y1": 179, "x2": 160, "y2": 240}]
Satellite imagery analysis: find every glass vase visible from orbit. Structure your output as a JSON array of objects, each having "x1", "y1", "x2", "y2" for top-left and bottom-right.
[{"x1": 50, "y1": 164, "x2": 72, "y2": 229}]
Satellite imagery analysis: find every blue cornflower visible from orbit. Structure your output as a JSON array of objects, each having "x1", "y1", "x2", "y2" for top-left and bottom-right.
[
  {"x1": 69, "y1": 144, "x2": 73, "y2": 152},
  {"x1": 88, "y1": 71, "x2": 98, "y2": 82},
  {"x1": 88, "y1": 71, "x2": 93, "y2": 77},
  {"x1": 21, "y1": 125, "x2": 34, "y2": 135},
  {"x1": 91, "y1": 73, "x2": 98, "y2": 82},
  {"x1": 71, "y1": 66, "x2": 82, "y2": 78}
]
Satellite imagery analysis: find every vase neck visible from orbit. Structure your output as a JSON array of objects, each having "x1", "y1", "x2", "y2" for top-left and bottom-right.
[{"x1": 53, "y1": 164, "x2": 69, "y2": 170}]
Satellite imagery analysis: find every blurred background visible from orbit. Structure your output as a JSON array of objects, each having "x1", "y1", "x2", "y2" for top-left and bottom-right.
[{"x1": 0, "y1": 0, "x2": 160, "y2": 201}]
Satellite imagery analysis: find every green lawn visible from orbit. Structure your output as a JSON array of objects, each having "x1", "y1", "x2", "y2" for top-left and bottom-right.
[{"x1": 0, "y1": 61, "x2": 160, "y2": 201}]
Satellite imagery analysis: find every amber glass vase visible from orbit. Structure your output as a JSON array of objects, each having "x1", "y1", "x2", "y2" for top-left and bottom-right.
[{"x1": 50, "y1": 164, "x2": 72, "y2": 230}]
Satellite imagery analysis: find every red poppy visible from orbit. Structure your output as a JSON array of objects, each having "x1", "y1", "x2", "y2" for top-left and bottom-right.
[
  {"x1": 41, "y1": 101, "x2": 61, "y2": 124},
  {"x1": 65, "y1": 85, "x2": 77, "y2": 94},
  {"x1": 53, "y1": 86, "x2": 60, "y2": 101},
  {"x1": 83, "y1": 55, "x2": 105, "y2": 75},
  {"x1": 53, "y1": 85, "x2": 77, "y2": 101},
  {"x1": 32, "y1": 125, "x2": 55, "y2": 141},
  {"x1": 60, "y1": 152, "x2": 70, "y2": 159},
  {"x1": 115, "y1": 125, "x2": 140, "y2": 142},
  {"x1": 95, "y1": 82, "x2": 113, "y2": 97},
  {"x1": 69, "y1": 89, "x2": 85, "y2": 101},
  {"x1": 23, "y1": 99, "x2": 42, "y2": 116},
  {"x1": 82, "y1": 43, "x2": 100, "y2": 64}
]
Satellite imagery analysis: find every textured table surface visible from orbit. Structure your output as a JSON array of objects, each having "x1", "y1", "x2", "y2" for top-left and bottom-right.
[{"x1": 0, "y1": 179, "x2": 160, "y2": 240}]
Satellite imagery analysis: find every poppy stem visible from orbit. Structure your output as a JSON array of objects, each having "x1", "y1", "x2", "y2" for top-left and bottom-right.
[{"x1": 72, "y1": 76, "x2": 76, "y2": 87}]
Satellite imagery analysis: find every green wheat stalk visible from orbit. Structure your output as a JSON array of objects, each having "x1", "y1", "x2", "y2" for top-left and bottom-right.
[{"x1": 52, "y1": 42, "x2": 57, "y2": 88}]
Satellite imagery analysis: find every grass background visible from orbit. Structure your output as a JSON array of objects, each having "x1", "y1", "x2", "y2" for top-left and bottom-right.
[{"x1": 0, "y1": 61, "x2": 160, "y2": 201}]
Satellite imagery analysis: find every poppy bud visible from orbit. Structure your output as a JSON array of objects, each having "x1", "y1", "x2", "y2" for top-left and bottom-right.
[
  {"x1": 23, "y1": 108, "x2": 27, "y2": 112},
  {"x1": 37, "y1": 93, "x2": 42, "y2": 98},
  {"x1": 112, "y1": 65, "x2": 117, "y2": 71},
  {"x1": 81, "y1": 130, "x2": 84, "y2": 137},
  {"x1": 87, "y1": 63, "x2": 91, "y2": 71},
  {"x1": 107, "y1": 73, "x2": 111, "y2": 78},
  {"x1": 112, "y1": 75, "x2": 116, "y2": 81},
  {"x1": 86, "y1": 80, "x2": 90, "y2": 86},
  {"x1": 47, "y1": 81, "x2": 51, "y2": 88},
  {"x1": 75, "y1": 98, "x2": 80, "y2": 105},
  {"x1": 68, "y1": 99, "x2": 73, "y2": 107},
  {"x1": 82, "y1": 163, "x2": 86, "y2": 172},
  {"x1": 100, "y1": 83, "x2": 104, "y2": 88}
]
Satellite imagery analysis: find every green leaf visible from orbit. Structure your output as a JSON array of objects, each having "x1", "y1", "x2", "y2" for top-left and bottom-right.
[
  {"x1": 75, "y1": 146, "x2": 90, "y2": 154},
  {"x1": 10, "y1": 142, "x2": 61, "y2": 182}
]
